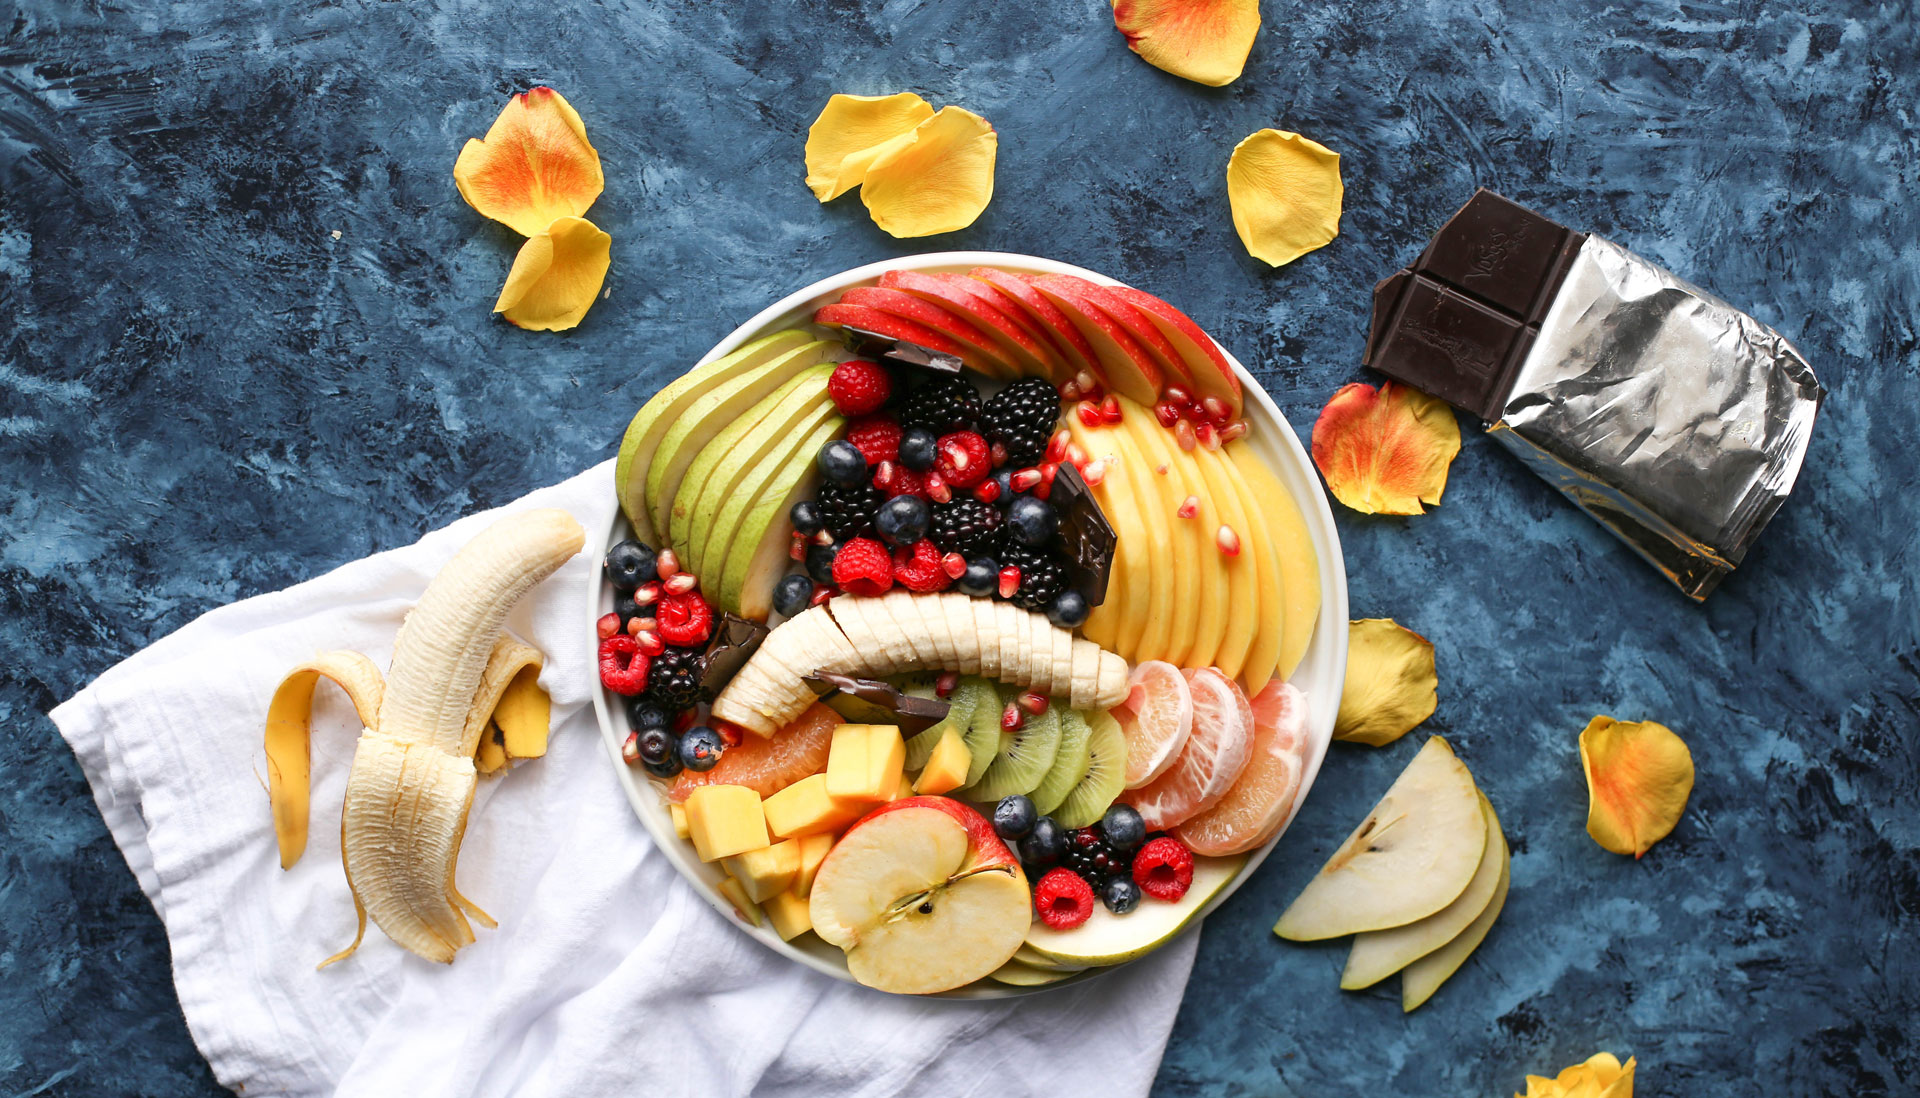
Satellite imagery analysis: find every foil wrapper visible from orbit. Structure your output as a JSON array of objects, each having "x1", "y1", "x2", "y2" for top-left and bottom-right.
[{"x1": 1488, "y1": 236, "x2": 1823, "y2": 599}]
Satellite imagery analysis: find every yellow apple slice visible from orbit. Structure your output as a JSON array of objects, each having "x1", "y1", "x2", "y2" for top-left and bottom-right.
[
  {"x1": 1122, "y1": 405, "x2": 1209, "y2": 667},
  {"x1": 1226, "y1": 441, "x2": 1320, "y2": 679},
  {"x1": 1066, "y1": 415, "x2": 1134, "y2": 651},
  {"x1": 1341, "y1": 792, "x2": 1504, "y2": 989},
  {"x1": 1185, "y1": 440, "x2": 1258, "y2": 683},
  {"x1": 1401, "y1": 828, "x2": 1509, "y2": 1011},
  {"x1": 1207, "y1": 441, "x2": 1286, "y2": 692},
  {"x1": 1102, "y1": 409, "x2": 1176, "y2": 663}
]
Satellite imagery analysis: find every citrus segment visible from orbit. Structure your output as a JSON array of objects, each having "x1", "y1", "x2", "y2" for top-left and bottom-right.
[
  {"x1": 1127, "y1": 668, "x2": 1253, "y2": 830},
  {"x1": 1115, "y1": 660, "x2": 1193, "y2": 789},
  {"x1": 669, "y1": 703, "x2": 842, "y2": 802},
  {"x1": 1175, "y1": 679, "x2": 1308, "y2": 855}
]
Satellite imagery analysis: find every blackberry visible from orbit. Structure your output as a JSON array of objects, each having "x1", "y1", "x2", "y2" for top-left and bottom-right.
[
  {"x1": 929, "y1": 499, "x2": 1003, "y2": 557},
  {"x1": 999, "y1": 544, "x2": 1066, "y2": 611},
  {"x1": 646, "y1": 645, "x2": 709, "y2": 712},
  {"x1": 981, "y1": 378, "x2": 1061, "y2": 468},
  {"x1": 816, "y1": 481, "x2": 883, "y2": 539},
  {"x1": 899, "y1": 375, "x2": 981, "y2": 434}
]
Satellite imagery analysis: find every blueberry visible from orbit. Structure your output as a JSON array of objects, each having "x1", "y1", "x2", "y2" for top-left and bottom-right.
[
  {"x1": 898, "y1": 427, "x2": 938, "y2": 471},
  {"x1": 1100, "y1": 803, "x2": 1146, "y2": 851},
  {"x1": 818, "y1": 440, "x2": 870, "y2": 489},
  {"x1": 875, "y1": 495, "x2": 930, "y2": 547},
  {"x1": 957, "y1": 557, "x2": 999, "y2": 597},
  {"x1": 805, "y1": 542, "x2": 839, "y2": 585},
  {"x1": 1006, "y1": 496, "x2": 1057, "y2": 546},
  {"x1": 1047, "y1": 589, "x2": 1089, "y2": 629},
  {"x1": 993, "y1": 795, "x2": 1037, "y2": 840},
  {"x1": 643, "y1": 753, "x2": 684, "y2": 779},
  {"x1": 1020, "y1": 816, "x2": 1064, "y2": 866},
  {"x1": 772, "y1": 573, "x2": 814, "y2": 617},
  {"x1": 624, "y1": 697, "x2": 671, "y2": 731},
  {"x1": 1102, "y1": 875, "x2": 1141, "y2": 915},
  {"x1": 604, "y1": 540, "x2": 656, "y2": 591},
  {"x1": 678, "y1": 726, "x2": 725, "y2": 772},
  {"x1": 992, "y1": 468, "x2": 1016, "y2": 501},
  {"x1": 613, "y1": 591, "x2": 641, "y2": 624},
  {"x1": 636, "y1": 726, "x2": 677, "y2": 766},
  {"x1": 789, "y1": 499, "x2": 824, "y2": 536}
]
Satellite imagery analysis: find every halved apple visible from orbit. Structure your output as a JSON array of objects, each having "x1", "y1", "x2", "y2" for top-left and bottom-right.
[
  {"x1": 1340, "y1": 792, "x2": 1504, "y2": 989},
  {"x1": 809, "y1": 797, "x2": 1030, "y2": 994},
  {"x1": 1026, "y1": 275, "x2": 1163, "y2": 404}
]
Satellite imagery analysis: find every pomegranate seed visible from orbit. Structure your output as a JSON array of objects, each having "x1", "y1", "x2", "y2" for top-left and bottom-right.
[
  {"x1": 596, "y1": 612, "x2": 621, "y2": 640},
  {"x1": 936, "y1": 671, "x2": 959, "y2": 697},
  {"x1": 656, "y1": 549, "x2": 679, "y2": 579},
  {"x1": 621, "y1": 732, "x2": 642, "y2": 766},
  {"x1": 1100, "y1": 395, "x2": 1120, "y2": 423},
  {"x1": 1196, "y1": 421, "x2": 1220, "y2": 450},
  {"x1": 1174, "y1": 420, "x2": 1197, "y2": 452},
  {"x1": 674, "y1": 709, "x2": 699, "y2": 734},
  {"x1": 941, "y1": 551, "x2": 968, "y2": 578},
  {"x1": 990, "y1": 441, "x2": 1009, "y2": 467},
  {"x1": 631, "y1": 616, "x2": 658, "y2": 633},
  {"x1": 998, "y1": 566, "x2": 1022, "y2": 599},
  {"x1": 715, "y1": 722, "x2": 743, "y2": 747},
  {"x1": 1039, "y1": 462, "x2": 1059, "y2": 494},
  {"x1": 942, "y1": 441, "x2": 972, "y2": 472},
  {"x1": 633, "y1": 581, "x2": 661, "y2": 606},
  {"x1": 1155, "y1": 463, "x2": 1169, "y2": 475},
  {"x1": 1076, "y1": 400, "x2": 1103, "y2": 427},
  {"x1": 974, "y1": 479, "x2": 1002, "y2": 503},
  {"x1": 1084, "y1": 384, "x2": 1105, "y2": 405},
  {"x1": 1001, "y1": 702, "x2": 1025, "y2": 731},
  {"x1": 926, "y1": 471, "x2": 952, "y2": 503},
  {"x1": 1217, "y1": 524, "x2": 1242, "y2": 556},
  {"x1": 814, "y1": 528, "x2": 836, "y2": 546},
  {"x1": 873, "y1": 460, "x2": 897, "y2": 491},
  {"x1": 1017, "y1": 691, "x2": 1049, "y2": 715},
  {"x1": 789, "y1": 533, "x2": 806, "y2": 561},
  {"x1": 1177, "y1": 495, "x2": 1200, "y2": 519},
  {"x1": 1074, "y1": 369, "x2": 1098, "y2": 394},
  {"x1": 1046, "y1": 428, "x2": 1072, "y2": 464},
  {"x1": 1066, "y1": 442, "x2": 1088, "y2": 466},
  {"x1": 1060, "y1": 380, "x2": 1083, "y2": 402},
  {"x1": 809, "y1": 583, "x2": 836, "y2": 606},
  {"x1": 1202, "y1": 396, "x2": 1232, "y2": 425},
  {"x1": 1219, "y1": 420, "x2": 1249, "y2": 443},
  {"x1": 1011, "y1": 468, "x2": 1042, "y2": 493},
  {"x1": 664, "y1": 572, "x2": 699, "y2": 595},
  {"x1": 1163, "y1": 385, "x2": 1191, "y2": 406},
  {"x1": 635, "y1": 629, "x2": 665, "y2": 656},
  {"x1": 1154, "y1": 401, "x2": 1181, "y2": 428},
  {"x1": 1081, "y1": 458, "x2": 1108, "y2": 486}
]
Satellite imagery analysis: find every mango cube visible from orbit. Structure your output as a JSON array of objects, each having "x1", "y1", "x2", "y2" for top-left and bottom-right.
[
  {"x1": 723, "y1": 840, "x2": 801, "y2": 904},
  {"x1": 714, "y1": 875, "x2": 762, "y2": 927},
  {"x1": 670, "y1": 802, "x2": 691, "y2": 840},
  {"x1": 914, "y1": 727, "x2": 970, "y2": 795},
  {"x1": 888, "y1": 771, "x2": 916, "y2": 801},
  {"x1": 825, "y1": 723, "x2": 906, "y2": 802},
  {"x1": 762, "y1": 887, "x2": 813, "y2": 941},
  {"x1": 792, "y1": 832, "x2": 834, "y2": 898},
  {"x1": 763, "y1": 774, "x2": 868, "y2": 839},
  {"x1": 685, "y1": 785, "x2": 770, "y2": 862}
]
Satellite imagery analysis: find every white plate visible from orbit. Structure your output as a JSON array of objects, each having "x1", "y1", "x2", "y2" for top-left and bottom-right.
[{"x1": 586, "y1": 252, "x2": 1349, "y2": 997}]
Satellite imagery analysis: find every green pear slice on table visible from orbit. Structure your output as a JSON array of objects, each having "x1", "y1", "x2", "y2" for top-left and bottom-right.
[
  {"x1": 616, "y1": 329, "x2": 814, "y2": 540},
  {"x1": 671, "y1": 363, "x2": 835, "y2": 574},
  {"x1": 1341, "y1": 791, "x2": 1505, "y2": 989},
  {"x1": 1025, "y1": 852, "x2": 1247, "y2": 967},
  {"x1": 714, "y1": 414, "x2": 846, "y2": 621},
  {"x1": 1401, "y1": 828, "x2": 1509, "y2": 1011},
  {"x1": 1274, "y1": 736, "x2": 1485, "y2": 940}
]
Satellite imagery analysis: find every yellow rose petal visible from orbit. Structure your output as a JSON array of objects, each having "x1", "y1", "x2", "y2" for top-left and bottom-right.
[
  {"x1": 454, "y1": 87, "x2": 604, "y2": 237},
  {"x1": 859, "y1": 106, "x2": 998, "y2": 238},
  {"x1": 1111, "y1": 0, "x2": 1261, "y2": 87},
  {"x1": 1226, "y1": 128, "x2": 1343, "y2": 266},
  {"x1": 1580, "y1": 716, "x2": 1693, "y2": 858},
  {"x1": 804, "y1": 92, "x2": 935, "y2": 202},
  {"x1": 493, "y1": 216, "x2": 611, "y2": 332},
  {"x1": 1311, "y1": 381, "x2": 1462, "y2": 515},
  {"x1": 1518, "y1": 1053, "x2": 1637, "y2": 1098},
  {"x1": 1334, "y1": 619, "x2": 1438, "y2": 746}
]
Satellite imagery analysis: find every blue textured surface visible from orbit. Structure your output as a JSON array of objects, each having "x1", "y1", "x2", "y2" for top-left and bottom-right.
[{"x1": 4, "y1": 1, "x2": 1916, "y2": 1094}]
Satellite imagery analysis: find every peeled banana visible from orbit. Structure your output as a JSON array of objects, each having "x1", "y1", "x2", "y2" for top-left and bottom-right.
[{"x1": 262, "y1": 509, "x2": 583, "y2": 966}]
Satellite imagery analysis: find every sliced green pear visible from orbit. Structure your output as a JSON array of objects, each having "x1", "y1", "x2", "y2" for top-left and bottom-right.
[
  {"x1": 616, "y1": 329, "x2": 814, "y2": 540},
  {"x1": 645, "y1": 339, "x2": 838, "y2": 541},
  {"x1": 674, "y1": 363, "x2": 834, "y2": 574},
  {"x1": 712, "y1": 413, "x2": 845, "y2": 620},
  {"x1": 1051, "y1": 710, "x2": 1127, "y2": 828},
  {"x1": 987, "y1": 959, "x2": 1079, "y2": 987},
  {"x1": 961, "y1": 677, "x2": 1004, "y2": 786},
  {"x1": 1274, "y1": 737, "x2": 1485, "y2": 941},
  {"x1": 1029, "y1": 708, "x2": 1093, "y2": 817},
  {"x1": 1025, "y1": 852, "x2": 1248, "y2": 967},
  {"x1": 1013, "y1": 944, "x2": 1088, "y2": 973},
  {"x1": 969, "y1": 699, "x2": 1061, "y2": 801},
  {"x1": 1341, "y1": 792, "x2": 1505, "y2": 989},
  {"x1": 701, "y1": 398, "x2": 841, "y2": 601},
  {"x1": 1401, "y1": 828, "x2": 1509, "y2": 1011}
]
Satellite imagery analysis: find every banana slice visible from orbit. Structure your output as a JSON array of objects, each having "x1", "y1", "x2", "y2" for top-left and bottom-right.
[
  {"x1": 874, "y1": 592, "x2": 928, "y2": 668},
  {"x1": 1049, "y1": 625, "x2": 1075, "y2": 705},
  {"x1": 825, "y1": 598, "x2": 893, "y2": 674},
  {"x1": 912, "y1": 592, "x2": 957, "y2": 669},
  {"x1": 995, "y1": 601, "x2": 1031, "y2": 684},
  {"x1": 1094, "y1": 651, "x2": 1130, "y2": 707},
  {"x1": 971, "y1": 596, "x2": 1002, "y2": 678},
  {"x1": 944, "y1": 595, "x2": 980, "y2": 674},
  {"x1": 1069, "y1": 639, "x2": 1102, "y2": 710},
  {"x1": 1026, "y1": 613, "x2": 1056, "y2": 696},
  {"x1": 789, "y1": 604, "x2": 861, "y2": 675}
]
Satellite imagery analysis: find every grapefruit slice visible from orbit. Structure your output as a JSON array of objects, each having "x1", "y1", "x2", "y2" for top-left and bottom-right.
[
  {"x1": 1175, "y1": 680, "x2": 1309, "y2": 855},
  {"x1": 1116, "y1": 661, "x2": 1193, "y2": 789},
  {"x1": 669, "y1": 702, "x2": 841, "y2": 802},
  {"x1": 1127, "y1": 669, "x2": 1253, "y2": 830}
]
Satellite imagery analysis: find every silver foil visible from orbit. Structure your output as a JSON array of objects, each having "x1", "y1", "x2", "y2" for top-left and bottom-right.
[{"x1": 1487, "y1": 236, "x2": 1822, "y2": 600}]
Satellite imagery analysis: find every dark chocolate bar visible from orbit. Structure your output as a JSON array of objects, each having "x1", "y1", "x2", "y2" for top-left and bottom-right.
[
  {"x1": 697, "y1": 614, "x2": 770, "y2": 695},
  {"x1": 835, "y1": 326, "x2": 965, "y2": 375},
  {"x1": 803, "y1": 672, "x2": 950, "y2": 734},
  {"x1": 1047, "y1": 462, "x2": 1114, "y2": 607}
]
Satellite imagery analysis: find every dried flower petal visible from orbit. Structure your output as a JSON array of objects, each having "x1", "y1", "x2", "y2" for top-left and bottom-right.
[
  {"x1": 1580, "y1": 717, "x2": 1693, "y2": 858},
  {"x1": 860, "y1": 106, "x2": 998, "y2": 238},
  {"x1": 493, "y1": 216, "x2": 611, "y2": 332},
  {"x1": 1334, "y1": 619, "x2": 1437, "y2": 746},
  {"x1": 453, "y1": 87, "x2": 604, "y2": 237},
  {"x1": 1226, "y1": 129, "x2": 1343, "y2": 267},
  {"x1": 803, "y1": 92, "x2": 936, "y2": 202},
  {"x1": 1516, "y1": 1053, "x2": 1637, "y2": 1098},
  {"x1": 1311, "y1": 381, "x2": 1461, "y2": 515},
  {"x1": 1111, "y1": 0, "x2": 1261, "y2": 87}
]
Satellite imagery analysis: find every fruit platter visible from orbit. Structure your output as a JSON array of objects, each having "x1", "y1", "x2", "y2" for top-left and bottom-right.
[{"x1": 587, "y1": 252, "x2": 1348, "y2": 997}]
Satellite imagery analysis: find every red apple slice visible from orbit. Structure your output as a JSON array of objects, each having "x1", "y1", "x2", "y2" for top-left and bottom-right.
[
  {"x1": 967, "y1": 267, "x2": 1098, "y2": 377},
  {"x1": 1027, "y1": 275, "x2": 1164, "y2": 404},
  {"x1": 1040, "y1": 274, "x2": 1190, "y2": 397},
  {"x1": 1109, "y1": 285, "x2": 1242, "y2": 416},
  {"x1": 876, "y1": 270, "x2": 1054, "y2": 378},
  {"x1": 839, "y1": 286, "x2": 1019, "y2": 377},
  {"x1": 929, "y1": 272, "x2": 1062, "y2": 365},
  {"x1": 815, "y1": 303, "x2": 972, "y2": 359}
]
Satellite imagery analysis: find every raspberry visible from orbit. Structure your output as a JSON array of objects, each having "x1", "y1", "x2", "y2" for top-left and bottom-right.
[
  {"x1": 1034, "y1": 868, "x2": 1094, "y2": 930},
  {"x1": 828, "y1": 359, "x2": 892, "y2": 416},
  {"x1": 655, "y1": 591, "x2": 713, "y2": 647},
  {"x1": 831, "y1": 537, "x2": 894, "y2": 597},
  {"x1": 846, "y1": 415, "x2": 903, "y2": 465},
  {"x1": 891, "y1": 539, "x2": 951, "y2": 593},
  {"x1": 934, "y1": 431, "x2": 990, "y2": 489},
  {"x1": 597, "y1": 635, "x2": 650, "y2": 696},
  {"x1": 1132, "y1": 836, "x2": 1194, "y2": 902},
  {"x1": 876, "y1": 463, "x2": 928, "y2": 499}
]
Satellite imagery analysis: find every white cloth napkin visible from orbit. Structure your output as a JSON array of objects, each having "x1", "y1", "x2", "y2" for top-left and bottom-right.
[{"x1": 51, "y1": 460, "x2": 1197, "y2": 1098}]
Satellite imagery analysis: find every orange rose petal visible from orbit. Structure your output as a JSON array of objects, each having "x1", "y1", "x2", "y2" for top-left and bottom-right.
[
  {"x1": 804, "y1": 92, "x2": 935, "y2": 202},
  {"x1": 1227, "y1": 129, "x2": 1343, "y2": 266},
  {"x1": 493, "y1": 217, "x2": 611, "y2": 332},
  {"x1": 454, "y1": 87, "x2": 604, "y2": 237},
  {"x1": 1111, "y1": 0, "x2": 1261, "y2": 87},
  {"x1": 1580, "y1": 717, "x2": 1693, "y2": 859},
  {"x1": 1310, "y1": 381, "x2": 1461, "y2": 515},
  {"x1": 859, "y1": 106, "x2": 998, "y2": 238}
]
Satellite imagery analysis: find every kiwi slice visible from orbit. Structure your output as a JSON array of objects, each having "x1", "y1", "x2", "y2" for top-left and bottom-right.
[
  {"x1": 1053, "y1": 710, "x2": 1127, "y2": 828},
  {"x1": 1028, "y1": 708, "x2": 1094, "y2": 816},
  {"x1": 901, "y1": 676, "x2": 987, "y2": 769},
  {"x1": 968, "y1": 692, "x2": 1063, "y2": 802},
  {"x1": 959, "y1": 678, "x2": 1004, "y2": 786}
]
